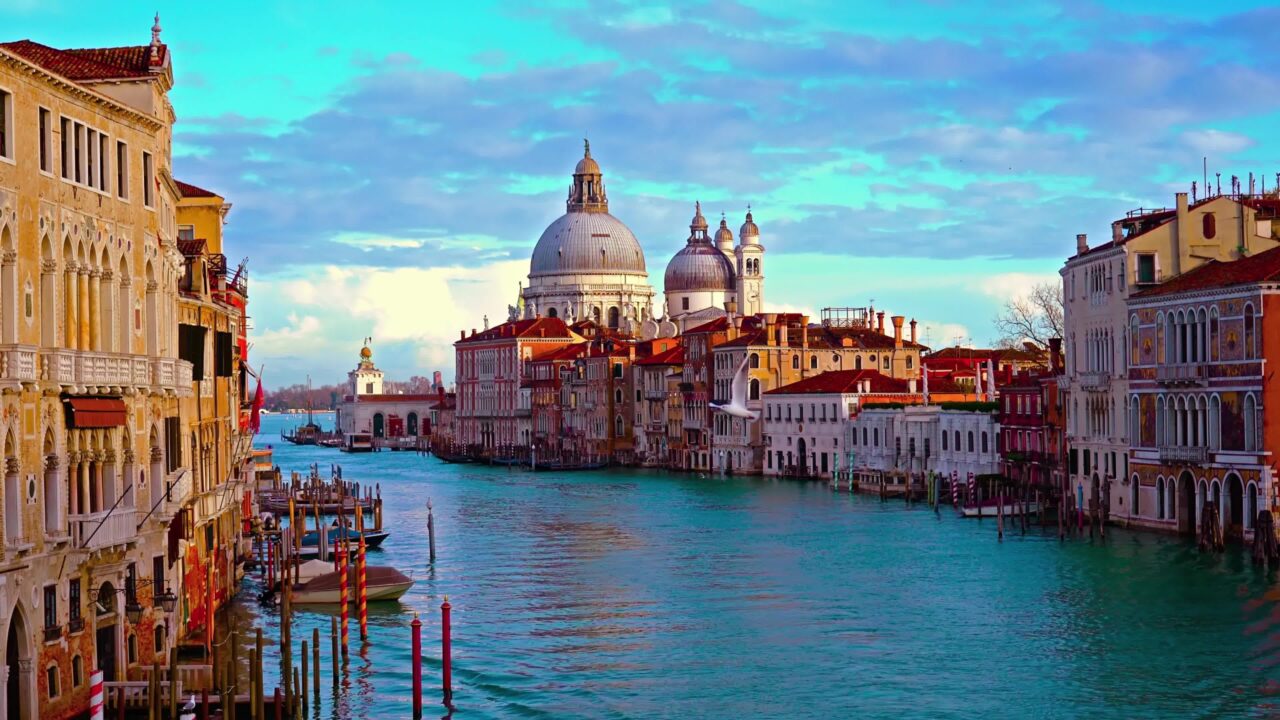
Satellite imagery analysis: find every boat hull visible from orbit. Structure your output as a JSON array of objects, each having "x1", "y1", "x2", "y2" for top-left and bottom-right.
[
  {"x1": 960, "y1": 502, "x2": 1040, "y2": 518},
  {"x1": 290, "y1": 580, "x2": 414, "y2": 604}
]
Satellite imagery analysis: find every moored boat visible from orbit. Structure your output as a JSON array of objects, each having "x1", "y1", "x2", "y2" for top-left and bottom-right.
[
  {"x1": 301, "y1": 527, "x2": 389, "y2": 549},
  {"x1": 960, "y1": 501, "x2": 1040, "y2": 518},
  {"x1": 290, "y1": 566, "x2": 414, "y2": 604}
]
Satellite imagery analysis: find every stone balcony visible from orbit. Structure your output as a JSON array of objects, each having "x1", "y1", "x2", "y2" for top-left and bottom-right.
[
  {"x1": 0, "y1": 344, "x2": 38, "y2": 392},
  {"x1": 42, "y1": 349, "x2": 192, "y2": 396},
  {"x1": 1157, "y1": 445, "x2": 1209, "y2": 464},
  {"x1": 157, "y1": 469, "x2": 193, "y2": 520},
  {"x1": 1077, "y1": 373, "x2": 1111, "y2": 392},
  {"x1": 1155, "y1": 363, "x2": 1208, "y2": 385},
  {"x1": 70, "y1": 508, "x2": 139, "y2": 552}
]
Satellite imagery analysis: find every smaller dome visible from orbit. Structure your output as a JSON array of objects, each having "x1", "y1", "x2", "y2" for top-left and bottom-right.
[
  {"x1": 691, "y1": 201, "x2": 708, "y2": 230},
  {"x1": 715, "y1": 217, "x2": 734, "y2": 248},
  {"x1": 740, "y1": 208, "x2": 760, "y2": 240},
  {"x1": 359, "y1": 346, "x2": 372, "y2": 360},
  {"x1": 575, "y1": 138, "x2": 601, "y2": 175},
  {"x1": 665, "y1": 243, "x2": 735, "y2": 293}
]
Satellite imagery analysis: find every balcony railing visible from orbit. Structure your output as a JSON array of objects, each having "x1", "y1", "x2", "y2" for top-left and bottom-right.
[
  {"x1": 39, "y1": 349, "x2": 191, "y2": 395},
  {"x1": 0, "y1": 344, "x2": 37, "y2": 390},
  {"x1": 1156, "y1": 363, "x2": 1207, "y2": 384},
  {"x1": 158, "y1": 469, "x2": 193, "y2": 518},
  {"x1": 1077, "y1": 373, "x2": 1111, "y2": 391},
  {"x1": 1158, "y1": 445, "x2": 1209, "y2": 464},
  {"x1": 71, "y1": 508, "x2": 139, "y2": 551}
]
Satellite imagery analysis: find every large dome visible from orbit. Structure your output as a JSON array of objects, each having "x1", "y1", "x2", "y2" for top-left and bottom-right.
[
  {"x1": 665, "y1": 242, "x2": 734, "y2": 292},
  {"x1": 529, "y1": 212, "x2": 647, "y2": 277}
]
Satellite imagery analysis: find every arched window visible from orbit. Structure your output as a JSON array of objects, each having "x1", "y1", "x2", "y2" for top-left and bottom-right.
[
  {"x1": 981, "y1": 431, "x2": 988, "y2": 454},
  {"x1": 547, "y1": 307, "x2": 557, "y2": 318},
  {"x1": 855, "y1": 356, "x2": 863, "y2": 369},
  {"x1": 792, "y1": 355, "x2": 799, "y2": 370},
  {"x1": 1156, "y1": 477, "x2": 1166, "y2": 519},
  {"x1": 750, "y1": 353, "x2": 759, "y2": 369},
  {"x1": 1245, "y1": 394, "x2": 1258, "y2": 452},
  {"x1": 749, "y1": 379, "x2": 760, "y2": 401},
  {"x1": 1167, "y1": 480, "x2": 1176, "y2": 521},
  {"x1": 1130, "y1": 474, "x2": 1140, "y2": 515},
  {"x1": 1209, "y1": 394, "x2": 1221, "y2": 449},
  {"x1": 1130, "y1": 314, "x2": 1140, "y2": 366},
  {"x1": 954, "y1": 430, "x2": 961, "y2": 451},
  {"x1": 942, "y1": 431, "x2": 948, "y2": 451},
  {"x1": 614, "y1": 388, "x2": 622, "y2": 404},
  {"x1": 1203, "y1": 212, "x2": 1216, "y2": 239},
  {"x1": 614, "y1": 415, "x2": 624, "y2": 437},
  {"x1": 883, "y1": 357, "x2": 890, "y2": 370},
  {"x1": 1209, "y1": 307, "x2": 1219, "y2": 361},
  {"x1": 906, "y1": 356, "x2": 914, "y2": 369},
  {"x1": 810, "y1": 355, "x2": 818, "y2": 369},
  {"x1": 967, "y1": 431, "x2": 974, "y2": 453},
  {"x1": 1248, "y1": 482, "x2": 1259, "y2": 530},
  {"x1": 1244, "y1": 304, "x2": 1256, "y2": 359}
]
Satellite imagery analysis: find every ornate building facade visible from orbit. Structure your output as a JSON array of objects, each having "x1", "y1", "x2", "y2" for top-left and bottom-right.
[{"x1": 519, "y1": 142, "x2": 654, "y2": 331}]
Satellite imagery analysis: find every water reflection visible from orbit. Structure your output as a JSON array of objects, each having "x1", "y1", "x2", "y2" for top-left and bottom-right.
[{"x1": 240, "y1": 416, "x2": 1279, "y2": 718}]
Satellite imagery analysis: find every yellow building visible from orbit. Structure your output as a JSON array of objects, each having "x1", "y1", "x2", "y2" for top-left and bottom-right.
[
  {"x1": 175, "y1": 180, "x2": 250, "y2": 649},
  {"x1": 0, "y1": 23, "x2": 196, "y2": 720}
]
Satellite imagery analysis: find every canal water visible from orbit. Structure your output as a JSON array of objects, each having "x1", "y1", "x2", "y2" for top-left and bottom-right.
[{"x1": 244, "y1": 414, "x2": 1280, "y2": 719}]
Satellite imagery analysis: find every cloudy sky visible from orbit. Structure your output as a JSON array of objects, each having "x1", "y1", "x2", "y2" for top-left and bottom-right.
[{"x1": 8, "y1": 1, "x2": 1280, "y2": 387}]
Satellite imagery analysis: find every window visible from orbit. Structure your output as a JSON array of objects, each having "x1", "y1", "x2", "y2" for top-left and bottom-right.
[
  {"x1": 154, "y1": 624, "x2": 167, "y2": 655},
  {"x1": 179, "y1": 324, "x2": 207, "y2": 376},
  {"x1": 0, "y1": 89, "x2": 10, "y2": 160},
  {"x1": 967, "y1": 432, "x2": 974, "y2": 452},
  {"x1": 46, "y1": 666, "x2": 58, "y2": 699},
  {"x1": 1202, "y1": 212, "x2": 1216, "y2": 239},
  {"x1": 116, "y1": 141, "x2": 129, "y2": 199},
  {"x1": 43, "y1": 585, "x2": 57, "y2": 632},
  {"x1": 142, "y1": 151, "x2": 155, "y2": 207},
  {"x1": 128, "y1": 634, "x2": 138, "y2": 665},
  {"x1": 1136, "y1": 254, "x2": 1156, "y2": 284},
  {"x1": 981, "y1": 432, "x2": 989, "y2": 454},
  {"x1": 98, "y1": 132, "x2": 109, "y2": 191},
  {"x1": 907, "y1": 356, "x2": 913, "y2": 369},
  {"x1": 215, "y1": 331, "x2": 234, "y2": 377},
  {"x1": 60, "y1": 117, "x2": 71, "y2": 178},
  {"x1": 681, "y1": 297, "x2": 689, "y2": 311},
  {"x1": 1244, "y1": 304, "x2": 1256, "y2": 359},
  {"x1": 72, "y1": 655, "x2": 83, "y2": 687},
  {"x1": 749, "y1": 379, "x2": 760, "y2": 401},
  {"x1": 791, "y1": 355, "x2": 799, "y2": 370},
  {"x1": 750, "y1": 353, "x2": 759, "y2": 369},
  {"x1": 153, "y1": 555, "x2": 166, "y2": 597},
  {"x1": 39, "y1": 107, "x2": 52, "y2": 172},
  {"x1": 942, "y1": 431, "x2": 948, "y2": 451},
  {"x1": 164, "y1": 416, "x2": 181, "y2": 474},
  {"x1": 809, "y1": 355, "x2": 818, "y2": 369},
  {"x1": 69, "y1": 579, "x2": 81, "y2": 629}
]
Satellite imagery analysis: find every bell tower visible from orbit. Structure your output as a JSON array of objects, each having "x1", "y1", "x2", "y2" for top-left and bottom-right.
[
  {"x1": 735, "y1": 207, "x2": 764, "y2": 316},
  {"x1": 349, "y1": 339, "x2": 384, "y2": 397}
]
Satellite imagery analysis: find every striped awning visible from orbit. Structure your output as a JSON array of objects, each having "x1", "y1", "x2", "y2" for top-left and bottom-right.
[{"x1": 64, "y1": 397, "x2": 127, "y2": 429}]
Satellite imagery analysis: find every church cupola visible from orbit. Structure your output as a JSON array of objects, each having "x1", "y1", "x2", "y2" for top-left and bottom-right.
[
  {"x1": 566, "y1": 139, "x2": 609, "y2": 213},
  {"x1": 715, "y1": 214, "x2": 735, "y2": 255}
]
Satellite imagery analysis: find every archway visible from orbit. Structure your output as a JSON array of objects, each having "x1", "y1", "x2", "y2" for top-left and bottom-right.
[
  {"x1": 608, "y1": 306, "x2": 620, "y2": 329},
  {"x1": 1226, "y1": 473, "x2": 1244, "y2": 541},
  {"x1": 407, "y1": 413, "x2": 419, "y2": 436},
  {"x1": 797, "y1": 438, "x2": 807, "y2": 473},
  {"x1": 1247, "y1": 482, "x2": 1259, "y2": 532},
  {"x1": 4, "y1": 602, "x2": 33, "y2": 720},
  {"x1": 547, "y1": 307, "x2": 557, "y2": 319},
  {"x1": 1178, "y1": 471, "x2": 1196, "y2": 535},
  {"x1": 372, "y1": 414, "x2": 385, "y2": 439}
]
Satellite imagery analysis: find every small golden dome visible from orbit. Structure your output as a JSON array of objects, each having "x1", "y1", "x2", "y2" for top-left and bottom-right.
[{"x1": 359, "y1": 346, "x2": 372, "y2": 360}]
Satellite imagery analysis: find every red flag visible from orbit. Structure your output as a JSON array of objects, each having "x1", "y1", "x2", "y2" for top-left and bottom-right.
[{"x1": 249, "y1": 372, "x2": 264, "y2": 433}]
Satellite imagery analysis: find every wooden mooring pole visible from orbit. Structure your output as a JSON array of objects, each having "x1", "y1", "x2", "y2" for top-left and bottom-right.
[
  {"x1": 428, "y1": 499, "x2": 437, "y2": 564},
  {"x1": 441, "y1": 597, "x2": 454, "y2": 710},
  {"x1": 411, "y1": 612, "x2": 423, "y2": 719}
]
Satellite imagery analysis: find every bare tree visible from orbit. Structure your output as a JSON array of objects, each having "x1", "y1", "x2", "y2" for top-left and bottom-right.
[{"x1": 994, "y1": 282, "x2": 1063, "y2": 350}]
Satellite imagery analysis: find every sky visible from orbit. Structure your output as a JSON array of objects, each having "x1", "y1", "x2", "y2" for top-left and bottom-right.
[{"x1": 7, "y1": 0, "x2": 1280, "y2": 388}]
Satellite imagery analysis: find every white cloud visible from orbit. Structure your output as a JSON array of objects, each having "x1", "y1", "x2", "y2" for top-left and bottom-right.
[
  {"x1": 1181, "y1": 129, "x2": 1254, "y2": 155},
  {"x1": 976, "y1": 272, "x2": 1059, "y2": 302}
]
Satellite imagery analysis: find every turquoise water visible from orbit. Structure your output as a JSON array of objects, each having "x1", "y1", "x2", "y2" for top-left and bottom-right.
[{"x1": 244, "y1": 414, "x2": 1280, "y2": 719}]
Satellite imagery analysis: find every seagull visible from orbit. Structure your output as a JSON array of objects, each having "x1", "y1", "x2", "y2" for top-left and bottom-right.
[{"x1": 710, "y1": 355, "x2": 759, "y2": 420}]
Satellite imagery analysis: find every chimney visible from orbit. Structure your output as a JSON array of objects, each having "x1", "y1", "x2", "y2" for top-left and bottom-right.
[
  {"x1": 470, "y1": 328, "x2": 476, "y2": 337},
  {"x1": 891, "y1": 316, "x2": 904, "y2": 348},
  {"x1": 801, "y1": 324, "x2": 809, "y2": 349},
  {"x1": 908, "y1": 378, "x2": 916, "y2": 394},
  {"x1": 1112, "y1": 222, "x2": 1123, "y2": 243},
  {"x1": 1176, "y1": 191, "x2": 1188, "y2": 218},
  {"x1": 877, "y1": 312, "x2": 886, "y2": 335},
  {"x1": 732, "y1": 315, "x2": 743, "y2": 331},
  {"x1": 724, "y1": 299, "x2": 738, "y2": 316},
  {"x1": 460, "y1": 330, "x2": 466, "y2": 341},
  {"x1": 909, "y1": 319, "x2": 917, "y2": 345},
  {"x1": 1076, "y1": 233, "x2": 1088, "y2": 255},
  {"x1": 779, "y1": 323, "x2": 789, "y2": 347},
  {"x1": 841, "y1": 337, "x2": 852, "y2": 348},
  {"x1": 1048, "y1": 337, "x2": 1062, "y2": 374}
]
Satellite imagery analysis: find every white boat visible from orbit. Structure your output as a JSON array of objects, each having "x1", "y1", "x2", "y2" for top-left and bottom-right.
[
  {"x1": 960, "y1": 501, "x2": 1040, "y2": 518},
  {"x1": 289, "y1": 565, "x2": 414, "y2": 604}
]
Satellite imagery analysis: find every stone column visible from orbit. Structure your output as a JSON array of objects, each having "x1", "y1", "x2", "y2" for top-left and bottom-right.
[
  {"x1": 88, "y1": 269, "x2": 102, "y2": 351},
  {"x1": 5, "y1": 456, "x2": 20, "y2": 543},
  {"x1": 101, "y1": 450, "x2": 117, "y2": 508},
  {"x1": 44, "y1": 454, "x2": 62, "y2": 536},
  {"x1": 99, "y1": 270, "x2": 114, "y2": 353},
  {"x1": 64, "y1": 263, "x2": 78, "y2": 350},
  {"x1": 78, "y1": 268, "x2": 91, "y2": 351},
  {"x1": 150, "y1": 445, "x2": 164, "y2": 509},
  {"x1": 121, "y1": 448, "x2": 135, "y2": 508}
]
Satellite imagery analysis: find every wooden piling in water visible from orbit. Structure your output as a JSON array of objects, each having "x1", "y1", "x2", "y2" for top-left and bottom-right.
[
  {"x1": 411, "y1": 612, "x2": 423, "y2": 719},
  {"x1": 256, "y1": 628, "x2": 265, "y2": 720},
  {"x1": 169, "y1": 646, "x2": 179, "y2": 720},
  {"x1": 330, "y1": 617, "x2": 339, "y2": 688},
  {"x1": 428, "y1": 499, "x2": 437, "y2": 564},
  {"x1": 274, "y1": 687, "x2": 282, "y2": 720},
  {"x1": 441, "y1": 597, "x2": 454, "y2": 710},
  {"x1": 301, "y1": 640, "x2": 309, "y2": 716},
  {"x1": 248, "y1": 647, "x2": 258, "y2": 720},
  {"x1": 312, "y1": 628, "x2": 320, "y2": 700}
]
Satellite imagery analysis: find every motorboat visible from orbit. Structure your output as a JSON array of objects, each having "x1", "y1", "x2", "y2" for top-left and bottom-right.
[{"x1": 290, "y1": 565, "x2": 414, "y2": 604}]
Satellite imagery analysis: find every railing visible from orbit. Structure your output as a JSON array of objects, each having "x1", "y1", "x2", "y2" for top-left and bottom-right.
[
  {"x1": 71, "y1": 508, "x2": 139, "y2": 551},
  {"x1": 1158, "y1": 445, "x2": 1209, "y2": 464},
  {"x1": 1077, "y1": 373, "x2": 1111, "y2": 391},
  {"x1": 0, "y1": 344, "x2": 37, "y2": 390},
  {"x1": 159, "y1": 469, "x2": 192, "y2": 517},
  {"x1": 139, "y1": 663, "x2": 212, "y2": 692},
  {"x1": 43, "y1": 625, "x2": 61, "y2": 643},
  {"x1": 45, "y1": 348, "x2": 77, "y2": 385},
  {"x1": 1156, "y1": 363, "x2": 1207, "y2": 384}
]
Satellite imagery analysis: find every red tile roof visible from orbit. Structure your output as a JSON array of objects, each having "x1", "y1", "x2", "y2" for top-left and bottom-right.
[
  {"x1": 532, "y1": 344, "x2": 589, "y2": 362},
  {"x1": 456, "y1": 317, "x2": 574, "y2": 344},
  {"x1": 636, "y1": 345, "x2": 684, "y2": 366},
  {"x1": 765, "y1": 370, "x2": 913, "y2": 395},
  {"x1": 683, "y1": 317, "x2": 731, "y2": 335},
  {"x1": 1, "y1": 40, "x2": 164, "y2": 81},
  {"x1": 1132, "y1": 244, "x2": 1280, "y2": 298},
  {"x1": 176, "y1": 180, "x2": 220, "y2": 199}
]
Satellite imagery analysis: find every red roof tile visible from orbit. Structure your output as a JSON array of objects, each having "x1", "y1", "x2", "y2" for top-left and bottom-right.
[
  {"x1": 683, "y1": 317, "x2": 730, "y2": 335},
  {"x1": 636, "y1": 345, "x2": 684, "y2": 366},
  {"x1": 1132, "y1": 245, "x2": 1280, "y2": 298},
  {"x1": 176, "y1": 180, "x2": 220, "y2": 199},
  {"x1": 765, "y1": 370, "x2": 912, "y2": 395},
  {"x1": 1, "y1": 40, "x2": 163, "y2": 81},
  {"x1": 456, "y1": 317, "x2": 574, "y2": 345}
]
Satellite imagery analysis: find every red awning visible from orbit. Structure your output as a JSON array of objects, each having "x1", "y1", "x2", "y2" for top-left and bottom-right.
[{"x1": 64, "y1": 397, "x2": 127, "y2": 429}]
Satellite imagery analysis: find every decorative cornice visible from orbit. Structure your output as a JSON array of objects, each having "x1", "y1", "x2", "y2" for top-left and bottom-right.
[{"x1": 0, "y1": 49, "x2": 166, "y2": 133}]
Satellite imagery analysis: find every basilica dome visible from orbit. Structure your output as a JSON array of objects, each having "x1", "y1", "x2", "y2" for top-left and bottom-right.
[
  {"x1": 529, "y1": 212, "x2": 647, "y2": 277},
  {"x1": 664, "y1": 202, "x2": 735, "y2": 292}
]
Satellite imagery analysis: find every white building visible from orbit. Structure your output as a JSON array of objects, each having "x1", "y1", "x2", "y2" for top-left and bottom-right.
[
  {"x1": 519, "y1": 141, "x2": 655, "y2": 331},
  {"x1": 844, "y1": 405, "x2": 999, "y2": 487},
  {"x1": 663, "y1": 203, "x2": 764, "y2": 331},
  {"x1": 335, "y1": 343, "x2": 438, "y2": 444}
]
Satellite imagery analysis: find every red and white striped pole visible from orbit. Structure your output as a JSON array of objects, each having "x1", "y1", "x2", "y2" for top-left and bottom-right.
[
  {"x1": 339, "y1": 542, "x2": 350, "y2": 658},
  {"x1": 357, "y1": 530, "x2": 368, "y2": 641},
  {"x1": 89, "y1": 669, "x2": 103, "y2": 720}
]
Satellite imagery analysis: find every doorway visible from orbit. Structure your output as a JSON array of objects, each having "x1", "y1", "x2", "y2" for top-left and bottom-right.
[
  {"x1": 372, "y1": 414, "x2": 385, "y2": 439},
  {"x1": 5, "y1": 605, "x2": 32, "y2": 720},
  {"x1": 1179, "y1": 471, "x2": 1196, "y2": 535}
]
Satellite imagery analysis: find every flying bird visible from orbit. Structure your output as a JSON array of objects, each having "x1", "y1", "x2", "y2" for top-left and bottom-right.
[{"x1": 711, "y1": 355, "x2": 759, "y2": 420}]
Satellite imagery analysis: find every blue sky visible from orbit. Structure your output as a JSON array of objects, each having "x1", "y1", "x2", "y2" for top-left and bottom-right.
[{"x1": 8, "y1": 1, "x2": 1280, "y2": 387}]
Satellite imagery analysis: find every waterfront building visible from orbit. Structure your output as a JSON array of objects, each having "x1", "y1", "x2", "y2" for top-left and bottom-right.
[
  {"x1": 997, "y1": 367, "x2": 1056, "y2": 500},
  {"x1": 525, "y1": 343, "x2": 587, "y2": 459},
  {"x1": 0, "y1": 25, "x2": 196, "y2": 719},
  {"x1": 923, "y1": 344, "x2": 1045, "y2": 391},
  {"x1": 845, "y1": 403, "x2": 999, "y2": 489},
  {"x1": 427, "y1": 390, "x2": 456, "y2": 449},
  {"x1": 334, "y1": 341, "x2": 438, "y2": 448},
  {"x1": 662, "y1": 203, "x2": 764, "y2": 331},
  {"x1": 1124, "y1": 245, "x2": 1280, "y2": 538},
  {"x1": 633, "y1": 344, "x2": 683, "y2": 467},
  {"x1": 174, "y1": 180, "x2": 252, "y2": 650},
  {"x1": 518, "y1": 142, "x2": 654, "y2": 330},
  {"x1": 1061, "y1": 190, "x2": 1280, "y2": 526},
  {"x1": 454, "y1": 317, "x2": 581, "y2": 452},
  {"x1": 678, "y1": 317, "x2": 736, "y2": 470},
  {"x1": 709, "y1": 308, "x2": 927, "y2": 475}
]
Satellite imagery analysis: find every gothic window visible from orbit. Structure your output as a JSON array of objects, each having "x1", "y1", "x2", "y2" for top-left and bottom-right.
[
  {"x1": 810, "y1": 355, "x2": 818, "y2": 369},
  {"x1": 749, "y1": 379, "x2": 760, "y2": 401},
  {"x1": 1244, "y1": 304, "x2": 1256, "y2": 359},
  {"x1": 750, "y1": 353, "x2": 759, "y2": 368}
]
